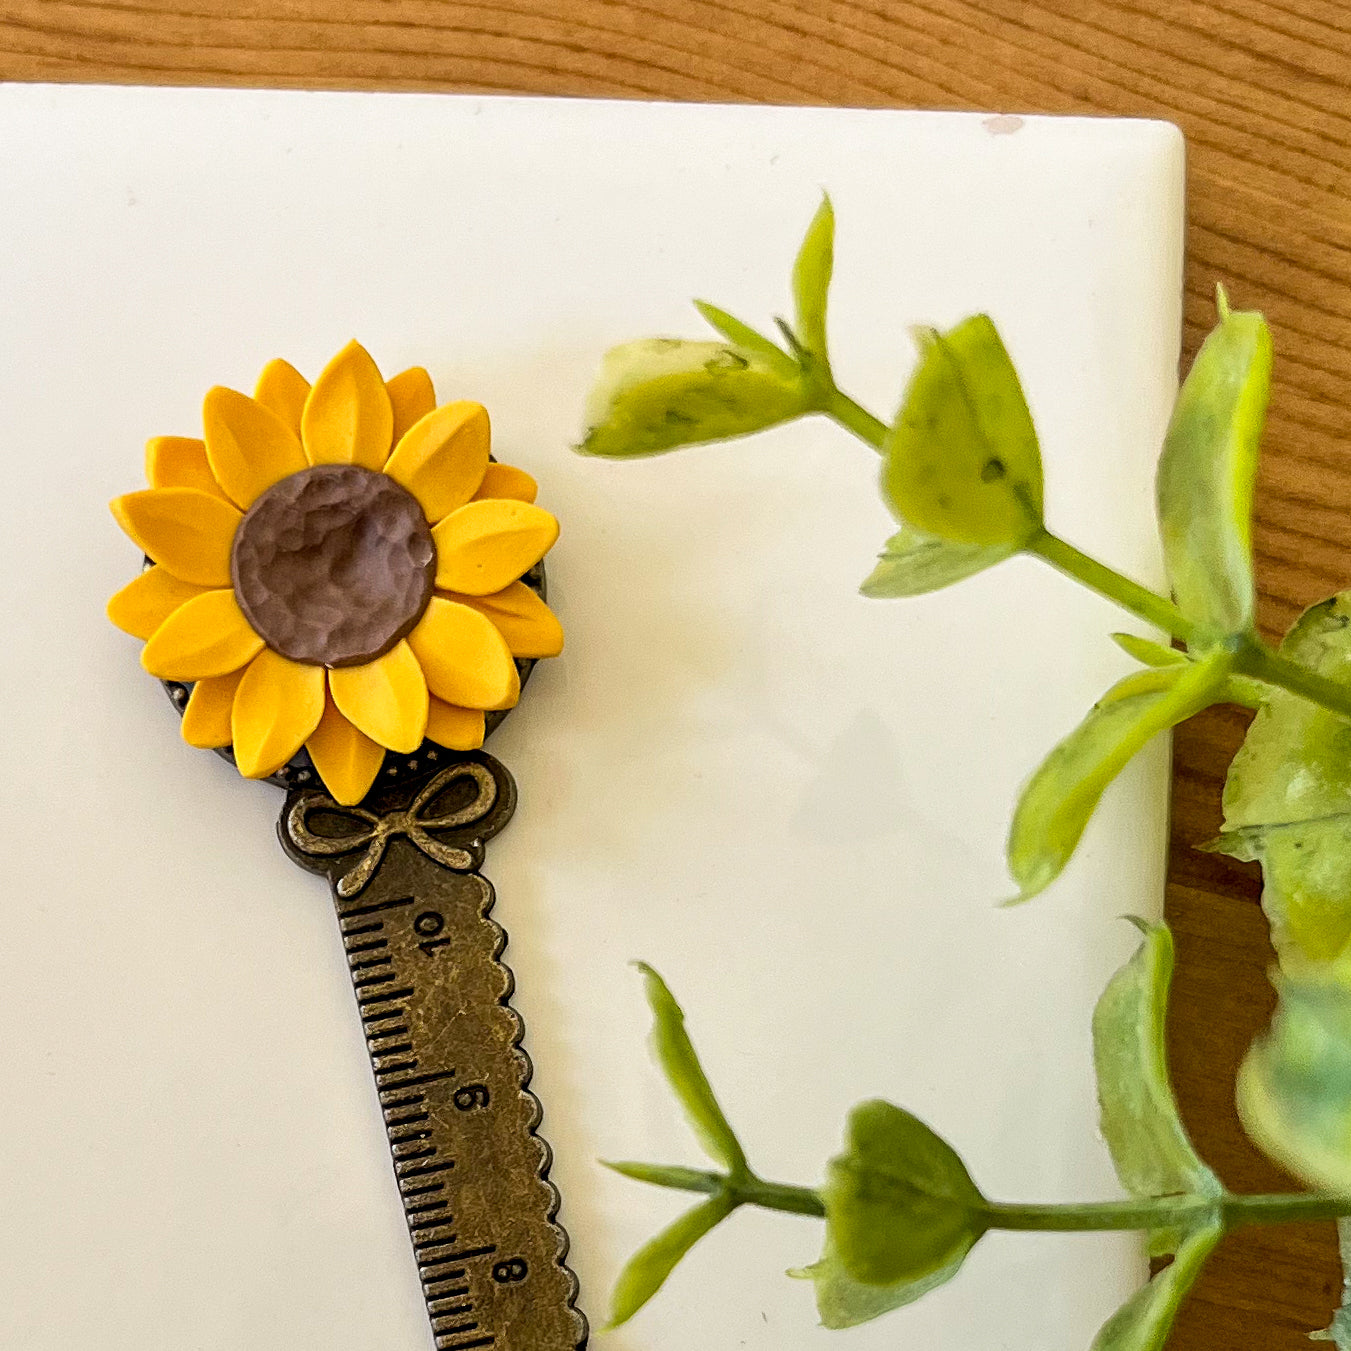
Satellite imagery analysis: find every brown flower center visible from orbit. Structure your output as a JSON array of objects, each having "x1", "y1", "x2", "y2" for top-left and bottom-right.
[{"x1": 231, "y1": 465, "x2": 435, "y2": 668}]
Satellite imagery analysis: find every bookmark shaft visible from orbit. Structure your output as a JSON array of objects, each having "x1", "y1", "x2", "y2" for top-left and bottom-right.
[{"x1": 281, "y1": 755, "x2": 586, "y2": 1351}]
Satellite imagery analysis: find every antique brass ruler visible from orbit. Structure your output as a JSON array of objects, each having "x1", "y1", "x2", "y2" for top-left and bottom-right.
[{"x1": 279, "y1": 752, "x2": 587, "y2": 1351}]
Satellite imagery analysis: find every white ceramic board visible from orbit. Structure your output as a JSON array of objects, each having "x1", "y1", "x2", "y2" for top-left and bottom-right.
[{"x1": 0, "y1": 86, "x2": 1184, "y2": 1351}]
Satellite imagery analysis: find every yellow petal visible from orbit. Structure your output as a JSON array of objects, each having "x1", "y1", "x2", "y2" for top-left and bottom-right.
[
  {"x1": 203, "y1": 386, "x2": 308, "y2": 509},
  {"x1": 107, "y1": 565, "x2": 211, "y2": 640},
  {"x1": 425, "y1": 698, "x2": 486, "y2": 751},
  {"x1": 384, "y1": 401, "x2": 491, "y2": 524},
  {"x1": 440, "y1": 581, "x2": 563, "y2": 658},
  {"x1": 472, "y1": 461, "x2": 538, "y2": 504},
  {"x1": 305, "y1": 697, "x2": 385, "y2": 805},
  {"x1": 231, "y1": 649, "x2": 326, "y2": 779},
  {"x1": 181, "y1": 667, "x2": 248, "y2": 749},
  {"x1": 141, "y1": 589, "x2": 265, "y2": 680},
  {"x1": 328, "y1": 641, "x2": 429, "y2": 754},
  {"x1": 301, "y1": 340, "x2": 394, "y2": 471},
  {"x1": 408, "y1": 597, "x2": 519, "y2": 710},
  {"x1": 254, "y1": 358, "x2": 311, "y2": 438},
  {"x1": 145, "y1": 436, "x2": 230, "y2": 500},
  {"x1": 432, "y1": 500, "x2": 559, "y2": 596},
  {"x1": 387, "y1": 366, "x2": 437, "y2": 446},
  {"x1": 110, "y1": 488, "x2": 242, "y2": 587}
]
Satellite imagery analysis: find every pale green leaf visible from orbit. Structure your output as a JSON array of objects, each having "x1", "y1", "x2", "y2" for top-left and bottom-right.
[
  {"x1": 791, "y1": 194, "x2": 834, "y2": 379},
  {"x1": 794, "y1": 1232, "x2": 969, "y2": 1330},
  {"x1": 1110, "y1": 633, "x2": 1188, "y2": 668},
  {"x1": 1222, "y1": 595, "x2": 1351, "y2": 829},
  {"x1": 860, "y1": 524, "x2": 1015, "y2": 598},
  {"x1": 693, "y1": 301, "x2": 799, "y2": 377},
  {"x1": 636, "y1": 963, "x2": 748, "y2": 1177},
  {"x1": 1311, "y1": 1219, "x2": 1351, "y2": 1348},
  {"x1": 1238, "y1": 972, "x2": 1351, "y2": 1193},
  {"x1": 1093, "y1": 919, "x2": 1222, "y2": 1256},
  {"x1": 1155, "y1": 297, "x2": 1272, "y2": 636},
  {"x1": 1089, "y1": 1223, "x2": 1222, "y2": 1351},
  {"x1": 1218, "y1": 593, "x2": 1351, "y2": 966},
  {"x1": 1220, "y1": 820, "x2": 1351, "y2": 968},
  {"x1": 607, "y1": 1191, "x2": 738, "y2": 1328},
  {"x1": 881, "y1": 315, "x2": 1043, "y2": 547},
  {"x1": 1108, "y1": 635, "x2": 1263, "y2": 708},
  {"x1": 578, "y1": 338, "x2": 810, "y2": 458},
  {"x1": 1007, "y1": 651, "x2": 1232, "y2": 902},
  {"x1": 821, "y1": 1099, "x2": 986, "y2": 1288},
  {"x1": 602, "y1": 1160, "x2": 723, "y2": 1192},
  {"x1": 1096, "y1": 666, "x2": 1196, "y2": 705}
]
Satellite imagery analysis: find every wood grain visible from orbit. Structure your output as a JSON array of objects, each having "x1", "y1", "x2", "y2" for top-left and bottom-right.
[{"x1": 2, "y1": 2, "x2": 1348, "y2": 1347}]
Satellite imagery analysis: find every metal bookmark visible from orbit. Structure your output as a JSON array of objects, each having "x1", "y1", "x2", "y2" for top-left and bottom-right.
[{"x1": 278, "y1": 751, "x2": 587, "y2": 1351}]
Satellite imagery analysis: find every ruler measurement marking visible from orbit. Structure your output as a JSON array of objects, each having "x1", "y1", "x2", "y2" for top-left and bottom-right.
[
  {"x1": 343, "y1": 939, "x2": 389, "y2": 956},
  {"x1": 358, "y1": 986, "x2": 415, "y2": 1008},
  {"x1": 408, "y1": 1207, "x2": 450, "y2": 1224},
  {"x1": 349, "y1": 955, "x2": 394, "y2": 971},
  {"x1": 432, "y1": 1310, "x2": 476, "y2": 1326},
  {"x1": 379, "y1": 1068, "x2": 455, "y2": 1093},
  {"x1": 395, "y1": 1145, "x2": 438, "y2": 1164},
  {"x1": 423, "y1": 1270, "x2": 467, "y2": 1289},
  {"x1": 340, "y1": 919, "x2": 386, "y2": 937},
  {"x1": 352, "y1": 971, "x2": 400, "y2": 990},
  {"x1": 401, "y1": 1181, "x2": 446, "y2": 1198},
  {"x1": 370, "y1": 1026, "x2": 412, "y2": 1043},
  {"x1": 418, "y1": 1240, "x2": 473, "y2": 1259},
  {"x1": 361, "y1": 1006, "x2": 407, "y2": 1025},
  {"x1": 403, "y1": 1164, "x2": 455, "y2": 1182},
  {"x1": 438, "y1": 1332, "x2": 492, "y2": 1350},
  {"x1": 429, "y1": 1294, "x2": 472, "y2": 1310},
  {"x1": 412, "y1": 1220, "x2": 456, "y2": 1238},
  {"x1": 372, "y1": 1041, "x2": 415, "y2": 1058},
  {"x1": 339, "y1": 894, "x2": 415, "y2": 921},
  {"x1": 422, "y1": 1244, "x2": 496, "y2": 1266}
]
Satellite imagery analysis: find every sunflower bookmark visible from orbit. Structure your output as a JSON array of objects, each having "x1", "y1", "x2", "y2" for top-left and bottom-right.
[{"x1": 108, "y1": 343, "x2": 587, "y2": 1351}]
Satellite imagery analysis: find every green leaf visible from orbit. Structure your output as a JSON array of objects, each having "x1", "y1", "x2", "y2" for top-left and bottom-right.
[
  {"x1": 1155, "y1": 294, "x2": 1272, "y2": 636},
  {"x1": 1007, "y1": 651, "x2": 1232, "y2": 902},
  {"x1": 606, "y1": 1191, "x2": 739, "y2": 1328},
  {"x1": 602, "y1": 1160, "x2": 722, "y2": 1192},
  {"x1": 1221, "y1": 820, "x2": 1351, "y2": 968},
  {"x1": 693, "y1": 301, "x2": 799, "y2": 377},
  {"x1": 1238, "y1": 971, "x2": 1351, "y2": 1193},
  {"x1": 860, "y1": 524, "x2": 1015, "y2": 598},
  {"x1": 793, "y1": 1232, "x2": 969, "y2": 1330},
  {"x1": 1312, "y1": 1219, "x2": 1351, "y2": 1348},
  {"x1": 821, "y1": 1099, "x2": 986, "y2": 1288},
  {"x1": 1218, "y1": 593, "x2": 1351, "y2": 967},
  {"x1": 1110, "y1": 633, "x2": 1188, "y2": 668},
  {"x1": 635, "y1": 962, "x2": 748, "y2": 1177},
  {"x1": 1110, "y1": 633, "x2": 1266, "y2": 711},
  {"x1": 881, "y1": 315, "x2": 1044, "y2": 548},
  {"x1": 1093, "y1": 919, "x2": 1222, "y2": 1256},
  {"x1": 577, "y1": 338, "x2": 811, "y2": 458},
  {"x1": 791, "y1": 194, "x2": 834, "y2": 381},
  {"x1": 1089, "y1": 1222, "x2": 1222, "y2": 1351}
]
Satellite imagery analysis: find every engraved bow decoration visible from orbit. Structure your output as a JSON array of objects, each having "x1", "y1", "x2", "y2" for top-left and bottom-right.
[{"x1": 284, "y1": 763, "x2": 499, "y2": 898}]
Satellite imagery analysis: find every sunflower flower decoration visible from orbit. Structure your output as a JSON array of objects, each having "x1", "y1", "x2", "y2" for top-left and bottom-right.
[{"x1": 108, "y1": 341, "x2": 563, "y2": 806}]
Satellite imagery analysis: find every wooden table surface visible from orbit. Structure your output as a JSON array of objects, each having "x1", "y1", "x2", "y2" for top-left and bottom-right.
[{"x1": 2, "y1": 3, "x2": 1347, "y2": 1347}]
